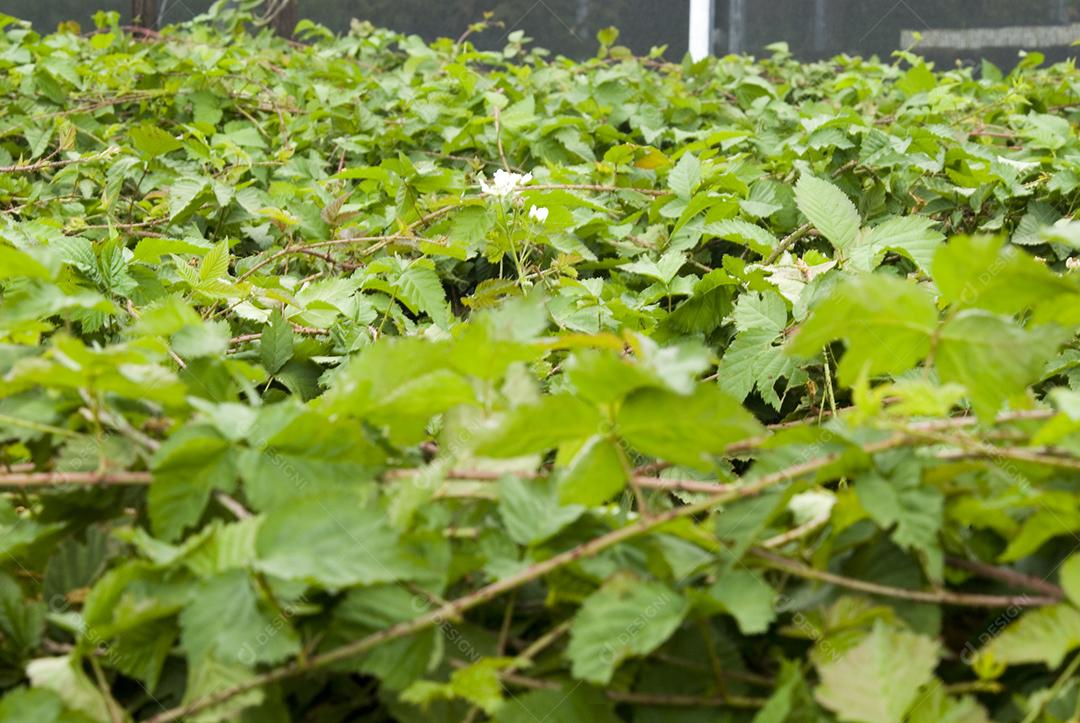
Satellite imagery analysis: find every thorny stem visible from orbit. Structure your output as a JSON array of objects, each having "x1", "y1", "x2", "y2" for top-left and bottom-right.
[
  {"x1": 764, "y1": 222, "x2": 814, "y2": 264},
  {"x1": 750, "y1": 547, "x2": 1058, "y2": 607},
  {"x1": 141, "y1": 432, "x2": 963, "y2": 717}
]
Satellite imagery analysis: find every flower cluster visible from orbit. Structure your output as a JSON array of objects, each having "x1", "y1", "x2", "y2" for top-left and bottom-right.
[
  {"x1": 479, "y1": 169, "x2": 533, "y2": 199},
  {"x1": 527, "y1": 205, "x2": 549, "y2": 224}
]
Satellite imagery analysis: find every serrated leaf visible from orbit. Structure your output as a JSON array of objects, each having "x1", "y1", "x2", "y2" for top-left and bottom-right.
[
  {"x1": 332, "y1": 585, "x2": 439, "y2": 690},
  {"x1": 26, "y1": 656, "x2": 120, "y2": 723},
  {"x1": 862, "y1": 215, "x2": 943, "y2": 272},
  {"x1": 475, "y1": 395, "x2": 601, "y2": 458},
  {"x1": 259, "y1": 310, "x2": 293, "y2": 374},
  {"x1": 198, "y1": 241, "x2": 230, "y2": 282},
  {"x1": 668, "y1": 152, "x2": 701, "y2": 198},
  {"x1": 0, "y1": 573, "x2": 44, "y2": 659},
  {"x1": 181, "y1": 655, "x2": 263, "y2": 723},
  {"x1": 558, "y1": 435, "x2": 627, "y2": 506},
  {"x1": 150, "y1": 426, "x2": 238, "y2": 542},
  {"x1": 617, "y1": 385, "x2": 763, "y2": 469},
  {"x1": 499, "y1": 475, "x2": 585, "y2": 546},
  {"x1": 932, "y1": 235, "x2": 1077, "y2": 315},
  {"x1": 395, "y1": 263, "x2": 451, "y2": 329},
  {"x1": 707, "y1": 570, "x2": 777, "y2": 634},
  {"x1": 795, "y1": 175, "x2": 862, "y2": 254},
  {"x1": 129, "y1": 124, "x2": 182, "y2": 158},
  {"x1": 449, "y1": 205, "x2": 493, "y2": 253},
  {"x1": 239, "y1": 406, "x2": 384, "y2": 511},
  {"x1": 703, "y1": 218, "x2": 778, "y2": 256},
  {"x1": 566, "y1": 576, "x2": 688, "y2": 684},
  {"x1": 1061, "y1": 554, "x2": 1080, "y2": 607},
  {"x1": 907, "y1": 684, "x2": 990, "y2": 723},
  {"x1": 856, "y1": 468, "x2": 943, "y2": 580},
  {"x1": 978, "y1": 604, "x2": 1080, "y2": 669},
  {"x1": 180, "y1": 570, "x2": 300, "y2": 665},
  {"x1": 255, "y1": 492, "x2": 417, "y2": 589},
  {"x1": 169, "y1": 177, "x2": 210, "y2": 222},
  {"x1": 789, "y1": 274, "x2": 937, "y2": 384},
  {"x1": 815, "y1": 622, "x2": 940, "y2": 723},
  {"x1": 936, "y1": 311, "x2": 1066, "y2": 420}
]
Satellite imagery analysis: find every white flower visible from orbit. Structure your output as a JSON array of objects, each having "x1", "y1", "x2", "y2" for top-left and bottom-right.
[
  {"x1": 527, "y1": 205, "x2": 549, "y2": 224},
  {"x1": 1067, "y1": 257, "x2": 1080, "y2": 271},
  {"x1": 787, "y1": 490, "x2": 836, "y2": 526},
  {"x1": 479, "y1": 169, "x2": 533, "y2": 199}
]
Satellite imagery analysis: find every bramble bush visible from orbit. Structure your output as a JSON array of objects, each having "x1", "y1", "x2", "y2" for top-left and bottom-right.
[{"x1": 0, "y1": 5, "x2": 1079, "y2": 722}]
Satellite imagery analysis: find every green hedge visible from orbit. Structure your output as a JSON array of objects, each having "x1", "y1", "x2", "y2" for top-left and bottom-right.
[{"x1": 0, "y1": 7, "x2": 1079, "y2": 722}]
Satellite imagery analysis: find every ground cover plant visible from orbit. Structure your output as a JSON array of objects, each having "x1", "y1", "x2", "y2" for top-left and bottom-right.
[{"x1": 1, "y1": 4, "x2": 1080, "y2": 721}]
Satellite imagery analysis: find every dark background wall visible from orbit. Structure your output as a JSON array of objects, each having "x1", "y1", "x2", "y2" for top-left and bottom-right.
[{"x1": 1, "y1": 0, "x2": 1077, "y2": 67}]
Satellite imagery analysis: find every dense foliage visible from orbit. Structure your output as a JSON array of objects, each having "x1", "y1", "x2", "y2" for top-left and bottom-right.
[{"x1": 1, "y1": 6, "x2": 1080, "y2": 722}]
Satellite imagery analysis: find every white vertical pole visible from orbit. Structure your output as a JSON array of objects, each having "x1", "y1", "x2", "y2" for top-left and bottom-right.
[
  {"x1": 814, "y1": 0, "x2": 827, "y2": 53},
  {"x1": 689, "y1": 0, "x2": 715, "y2": 60},
  {"x1": 728, "y1": 0, "x2": 745, "y2": 54}
]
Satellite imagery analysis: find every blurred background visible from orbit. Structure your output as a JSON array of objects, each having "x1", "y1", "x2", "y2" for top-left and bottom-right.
[{"x1": 2, "y1": 0, "x2": 1078, "y2": 67}]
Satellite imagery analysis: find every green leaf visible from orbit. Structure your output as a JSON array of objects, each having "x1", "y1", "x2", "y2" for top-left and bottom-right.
[
  {"x1": 1060, "y1": 554, "x2": 1080, "y2": 608},
  {"x1": 402, "y1": 658, "x2": 511, "y2": 715},
  {"x1": 620, "y1": 249, "x2": 684, "y2": 284},
  {"x1": 43, "y1": 528, "x2": 109, "y2": 605},
  {"x1": 999, "y1": 508, "x2": 1080, "y2": 563},
  {"x1": 932, "y1": 235, "x2": 1078, "y2": 315},
  {"x1": 255, "y1": 492, "x2": 417, "y2": 589},
  {"x1": 907, "y1": 682, "x2": 990, "y2": 723},
  {"x1": 198, "y1": 241, "x2": 231, "y2": 283},
  {"x1": 169, "y1": 177, "x2": 211, "y2": 222},
  {"x1": 936, "y1": 311, "x2": 1066, "y2": 420},
  {"x1": 717, "y1": 291, "x2": 796, "y2": 409},
  {"x1": 663, "y1": 270, "x2": 736, "y2": 334},
  {"x1": 475, "y1": 395, "x2": 601, "y2": 458},
  {"x1": 181, "y1": 655, "x2": 263, "y2": 723},
  {"x1": 716, "y1": 490, "x2": 786, "y2": 564},
  {"x1": 565, "y1": 349, "x2": 662, "y2": 404},
  {"x1": 617, "y1": 385, "x2": 763, "y2": 469},
  {"x1": 707, "y1": 570, "x2": 777, "y2": 634},
  {"x1": 795, "y1": 175, "x2": 862, "y2": 254},
  {"x1": 668, "y1": 152, "x2": 701, "y2": 198},
  {"x1": 0, "y1": 245, "x2": 54, "y2": 281},
  {"x1": 26, "y1": 656, "x2": 119, "y2": 723},
  {"x1": 498, "y1": 474, "x2": 585, "y2": 546},
  {"x1": 259, "y1": 310, "x2": 294, "y2": 375},
  {"x1": 558, "y1": 435, "x2": 628, "y2": 506},
  {"x1": 129, "y1": 124, "x2": 182, "y2": 158},
  {"x1": 861, "y1": 215, "x2": 944, "y2": 272},
  {"x1": 814, "y1": 622, "x2": 940, "y2": 723},
  {"x1": 789, "y1": 274, "x2": 937, "y2": 384},
  {"x1": 978, "y1": 604, "x2": 1080, "y2": 669},
  {"x1": 703, "y1": 219, "x2": 778, "y2": 257},
  {"x1": 449, "y1": 205, "x2": 493, "y2": 254},
  {"x1": 395, "y1": 263, "x2": 451, "y2": 329},
  {"x1": 494, "y1": 686, "x2": 620, "y2": 723},
  {"x1": 238, "y1": 406, "x2": 384, "y2": 511},
  {"x1": 82, "y1": 562, "x2": 190, "y2": 641},
  {"x1": 171, "y1": 320, "x2": 231, "y2": 359},
  {"x1": 0, "y1": 687, "x2": 94, "y2": 723},
  {"x1": 566, "y1": 576, "x2": 689, "y2": 684},
  {"x1": 150, "y1": 426, "x2": 237, "y2": 542},
  {"x1": 717, "y1": 328, "x2": 795, "y2": 410},
  {"x1": 0, "y1": 573, "x2": 44, "y2": 660},
  {"x1": 332, "y1": 585, "x2": 439, "y2": 690},
  {"x1": 180, "y1": 570, "x2": 300, "y2": 665},
  {"x1": 856, "y1": 469, "x2": 943, "y2": 580}
]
